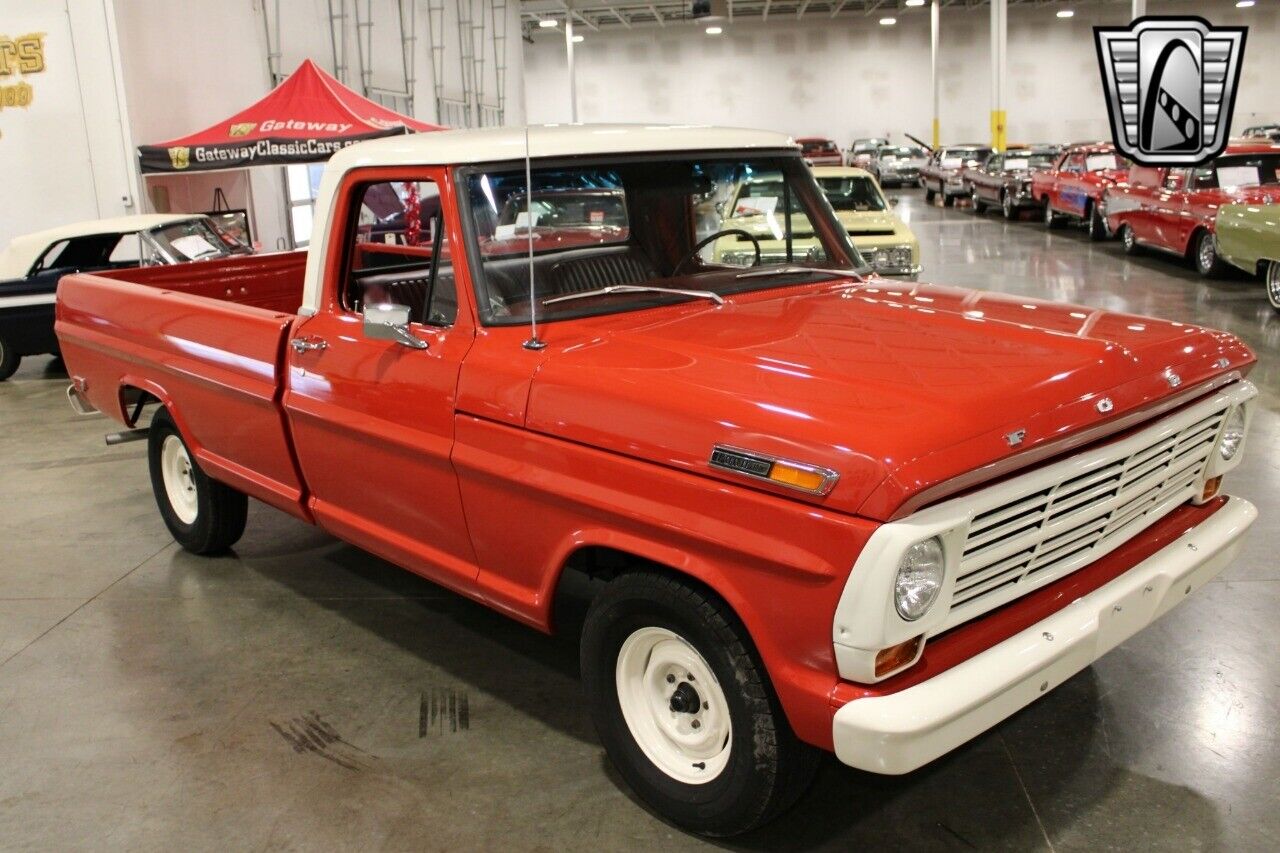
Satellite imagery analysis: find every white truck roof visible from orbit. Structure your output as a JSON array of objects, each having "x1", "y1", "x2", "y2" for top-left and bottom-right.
[
  {"x1": 301, "y1": 124, "x2": 800, "y2": 314},
  {"x1": 0, "y1": 214, "x2": 201, "y2": 280}
]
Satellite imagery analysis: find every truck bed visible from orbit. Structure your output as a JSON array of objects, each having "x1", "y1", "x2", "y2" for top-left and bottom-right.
[{"x1": 56, "y1": 251, "x2": 310, "y2": 519}]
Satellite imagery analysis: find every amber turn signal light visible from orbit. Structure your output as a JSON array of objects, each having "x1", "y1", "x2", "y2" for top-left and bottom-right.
[
  {"x1": 768, "y1": 462, "x2": 828, "y2": 493},
  {"x1": 875, "y1": 635, "x2": 923, "y2": 677},
  {"x1": 1201, "y1": 476, "x2": 1222, "y2": 502}
]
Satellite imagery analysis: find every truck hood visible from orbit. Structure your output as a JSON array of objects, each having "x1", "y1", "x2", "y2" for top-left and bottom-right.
[
  {"x1": 525, "y1": 279, "x2": 1253, "y2": 520},
  {"x1": 1207, "y1": 185, "x2": 1280, "y2": 206}
]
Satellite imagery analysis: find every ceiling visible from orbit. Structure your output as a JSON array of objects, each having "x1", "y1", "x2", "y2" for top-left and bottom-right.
[{"x1": 519, "y1": 0, "x2": 1095, "y2": 32}]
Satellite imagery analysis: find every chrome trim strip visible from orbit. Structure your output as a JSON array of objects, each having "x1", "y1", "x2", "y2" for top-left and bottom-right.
[{"x1": 708, "y1": 444, "x2": 840, "y2": 496}]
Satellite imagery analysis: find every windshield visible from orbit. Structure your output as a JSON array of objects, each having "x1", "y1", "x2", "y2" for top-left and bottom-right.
[
  {"x1": 463, "y1": 153, "x2": 865, "y2": 325},
  {"x1": 1002, "y1": 152, "x2": 1057, "y2": 171},
  {"x1": 146, "y1": 219, "x2": 241, "y2": 263},
  {"x1": 1085, "y1": 153, "x2": 1128, "y2": 172},
  {"x1": 940, "y1": 148, "x2": 989, "y2": 168},
  {"x1": 815, "y1": 175, "x2": 886, "y2": 211},
  {"x1": 1192, "y1": 154, "x2": 1280, "y2": 189},
  {"x1": 801, "y1": 140, "x2": 837, "y2": 153},
  {"x1": 879, "y1": 147, "x2": 925, "y2": 160}
]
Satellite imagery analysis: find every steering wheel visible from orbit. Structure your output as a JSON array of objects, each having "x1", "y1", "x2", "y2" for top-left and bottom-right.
[{"x1": 673, "y1": 229, "x2": 761, "y2": 276}]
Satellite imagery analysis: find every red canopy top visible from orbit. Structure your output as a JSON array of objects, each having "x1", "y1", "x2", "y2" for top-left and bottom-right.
[{"x1": 139, "y1": 59, "x2": 443, "y2": 173}]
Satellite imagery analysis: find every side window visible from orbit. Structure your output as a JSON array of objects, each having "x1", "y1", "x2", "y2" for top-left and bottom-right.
[
  {"x1": 344, "y1": 179, "x2": 456, "y2": 326},
  {"x1": 987, "y1": 155, "x2": 1002, "y2": 171},
  {"x1": 1065, "y1": 155, "x2": 1085, "y2": 173}
]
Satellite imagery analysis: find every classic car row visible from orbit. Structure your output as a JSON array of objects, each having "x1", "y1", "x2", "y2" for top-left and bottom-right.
[
  {"x1": 50, "y1": 124, "x2": 1258, "y2": 835},
  {"x1": 915, "y1": 138, "x2": 1280, "y2": 311},
  {"x1": 0, "y1": 214, "x2": 250, "y2": 380}
]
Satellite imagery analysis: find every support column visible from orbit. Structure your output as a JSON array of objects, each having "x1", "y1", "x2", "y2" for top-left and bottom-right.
[
  {"x1": 989, "y1": 0, "x2": 1007, "y2": 152},
  {"x1": 565, "y1": 14, "x2": 578, "y2": 122},
  {"x1": 931, "y1": 0, "x2": 940, "y2": 148},
  {"x1": 1132, "y1": 0, "x2": 1146, "y2": 19}
]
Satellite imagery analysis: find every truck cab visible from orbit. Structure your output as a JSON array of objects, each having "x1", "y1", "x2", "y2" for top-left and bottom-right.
[{"x1": 1032, "y1": 143, "x2": 1130, "y2": 238}]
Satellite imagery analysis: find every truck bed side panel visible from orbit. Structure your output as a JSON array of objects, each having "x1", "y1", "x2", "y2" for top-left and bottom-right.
[{"x1": 56, "y1": 270, "x2": 308, "y2": 519}]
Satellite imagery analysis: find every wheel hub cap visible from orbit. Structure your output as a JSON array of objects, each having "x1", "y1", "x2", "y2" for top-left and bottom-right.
[
  {"x1": 161, "y1": 434, "x2": 199, "y2": 525},
  {"x1": 615, "y1": 626, "x2": 732, "y2": 784}
]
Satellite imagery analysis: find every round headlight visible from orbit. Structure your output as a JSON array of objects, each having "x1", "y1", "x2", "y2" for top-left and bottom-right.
[
  {"x1": 1219, "y1": 407, "x2": 1246, "y2": 461},
  {"x1": 894, "y1": 537, "x2": 945, "y2": 621}
]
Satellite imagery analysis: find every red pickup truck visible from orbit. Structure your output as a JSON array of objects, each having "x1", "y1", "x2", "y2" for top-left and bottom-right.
[
  {"x1": 1103, "y1": 142, "x2": 1280, "y2": 276},
  {"x1": 56, "y1": 125, "x2": 1259, "y2": 836},
  {"x1": 1031, "y1": 142, "x2": 1131, "y2": 239}
]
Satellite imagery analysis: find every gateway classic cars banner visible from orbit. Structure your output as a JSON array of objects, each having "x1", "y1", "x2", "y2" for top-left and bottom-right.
[{"x1": 138, "y1": 126, "x2": 399, "y2": 172}]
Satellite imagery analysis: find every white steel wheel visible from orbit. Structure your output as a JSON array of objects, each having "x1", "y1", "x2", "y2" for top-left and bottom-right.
[
  {"x1": 1267, "y1": 261, "x2": 1280, "y2": 311},
  {"x1": 160, "y1": 434, "x2": 199, "y2": 525},
  {"x1": 615, "y1": 626, "x2": 732, "y2": 785}
]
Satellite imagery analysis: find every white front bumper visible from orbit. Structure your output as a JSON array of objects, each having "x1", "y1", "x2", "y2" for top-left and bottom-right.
[{"x1": 832, "y1": 496, "x2": 1256, "y2": 774}]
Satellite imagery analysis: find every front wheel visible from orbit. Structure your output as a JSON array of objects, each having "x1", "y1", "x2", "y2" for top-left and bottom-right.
[
  {"x1": 1002, "y1": 191, "x2": 1017, "y2": 220},
  {"x1": 1119, "y1": 223, "x2": 1139, "y2": 255},
  {"x1": 581, "y1": 572, "x2": 819, "y2": 836},
  {"x1": 1043, "y1": 200, "x2": 1061, "y2": 228},
  {"x1": 972, "y1": 192, "x2": 987, "y2": 214},
  {"x1": 1266, "y1": 260, "x2": 1280, "y2": 311},
  {"x1": 925, "y1": 185, "x2": 936, "y2": 203},
  {"x1": 148, "y1": 408, "x2": 247, "y2": 554},
  {"x1": 1087, "y1": 203, "x2": 1108, "y2": 240},
  {"x1": 943, "y1": 192, "x2": 956, "y2": 208},
  {"x1": 0, "y1": 334, "x2": 19, "y2": 381},
  {"x1": 1194, "y1": 230, "x2": 1226, "y2": 277}
]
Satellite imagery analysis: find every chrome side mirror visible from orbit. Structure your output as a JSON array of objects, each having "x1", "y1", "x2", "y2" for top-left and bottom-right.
[{"x1": 363, "y1": 302, "x2": 427, "y2": 349}]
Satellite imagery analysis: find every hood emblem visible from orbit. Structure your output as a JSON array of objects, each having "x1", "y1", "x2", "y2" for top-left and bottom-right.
[
  {"x1": 1096, "y1": 397, "x2": 1115, "y2": 414},
  {"x1": 1165, "y1": 370, "x2": 1183, "y2": 388},
  {"x1": 1005, "y1": 429, "x2": 1027, "y2": 447}
]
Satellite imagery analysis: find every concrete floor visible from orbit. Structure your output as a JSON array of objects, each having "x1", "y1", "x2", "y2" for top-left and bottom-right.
[{"x1": 1, "y1": 193, "x2": 1278, "y2": 851}]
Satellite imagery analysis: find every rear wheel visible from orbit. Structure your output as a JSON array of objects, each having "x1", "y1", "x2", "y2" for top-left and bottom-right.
[
  {"x1": 0, "y1": 334, "x2": 18, "y2": 381},
  {"x1": 972, "y1": 192, "x2": 987, "y2": 214},
  {"x1": 581, "y1": 572, "x2": 819, "y2": 836},
  {"x1": 925, "y1": 185, "x2": 937, "y2": 203},
  {"x1": 1194, "y1": 230, "x2": 1226, "y2": 277},
  {"x1": 1120, "y1": 223, "x2": 1139, "y2": 254},
  {"x1": 148, "y1": 408, "x2": 247, "y2": 554},
  {"x1": 943, "y1": 192, "x2": 956, "y2": 208},
  {"x1": 1266, "y1": 261, "x2": 1280, "y2": 311}
]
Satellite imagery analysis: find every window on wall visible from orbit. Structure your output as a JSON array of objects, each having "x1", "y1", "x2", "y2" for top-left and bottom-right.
[{"x1": 285, "y1": 163, "x2": 326, "y2": 247}]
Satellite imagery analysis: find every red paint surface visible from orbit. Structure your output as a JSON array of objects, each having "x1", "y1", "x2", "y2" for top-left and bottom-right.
[{"x1": 1031, "y1": 143, "x2": 1130, "y2": 217}]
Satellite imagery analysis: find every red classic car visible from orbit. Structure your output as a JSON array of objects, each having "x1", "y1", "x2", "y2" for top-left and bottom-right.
[
  {"x1": 797, "y1": 136, "x2": 843, "y2": 167},
  {"x1": 55, "y1": 125, "x2": 1258, "y2": 836},
  {"x1": 1031, "y1": 142, "x2": 1131, "y2": 239},
  {"x1": 1103, "y1": 142, "x2": 1280, "y2": 276}
]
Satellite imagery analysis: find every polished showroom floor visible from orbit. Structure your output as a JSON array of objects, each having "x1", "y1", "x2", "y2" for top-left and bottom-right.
[{"x1": 1, "y1": 192, "x2": 1277, "y2": 851}]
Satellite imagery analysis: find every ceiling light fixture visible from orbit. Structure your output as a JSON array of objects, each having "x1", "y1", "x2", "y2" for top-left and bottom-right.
[
  {"x1": 880, "y1": 17, "x2": 897, "y2": 26},
  {"x1": 1056, "y1": 9, "x2": 1075, "y2": 18},
  {"x1": 905, "y1": 0, "x2": 926, "y2": 6},
  {"x1": 706, "y1": 26, "x2": 723, "y2": 35},
  {"x1": 1236, "y1": 0, "x2": 1255, "y2": 7},
  {"x1": 571, "y1": 34, "x2": 584, "y2": 42},
  {"x1": 538, "y1": 18, "x2": 557, "y2": 28}
]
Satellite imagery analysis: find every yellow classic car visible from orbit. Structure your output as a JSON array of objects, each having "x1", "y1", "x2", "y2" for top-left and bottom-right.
[{"x1": 711, "y1": 166, "x2": 920, "y2": 276}]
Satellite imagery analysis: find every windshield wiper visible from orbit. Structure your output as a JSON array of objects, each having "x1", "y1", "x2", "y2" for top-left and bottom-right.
[
  {"x1": 734, "y1": 265, "x2": 869, "y2": 282},
  {"x1": 542, "y1": 284, "x2": 724, "y2": 306}
]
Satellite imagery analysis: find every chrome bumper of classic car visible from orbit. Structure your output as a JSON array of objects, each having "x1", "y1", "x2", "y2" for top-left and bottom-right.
[
  {"x1": 879, "y1": 167, "x2": 919, "y2": 184},
  {"x1": 831, "y1": 494, "x2": 1256, "y2": 774}
]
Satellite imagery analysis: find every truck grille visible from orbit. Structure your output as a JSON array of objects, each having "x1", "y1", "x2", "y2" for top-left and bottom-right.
[{"x1": 945, "y1": 404, "x2": 1228, "y2": 624}]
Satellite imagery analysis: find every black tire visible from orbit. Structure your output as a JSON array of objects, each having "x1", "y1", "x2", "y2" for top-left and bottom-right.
[
  {"x1": 972, "y1": 193, "x2": 987, "y2": 214},
  {"x1": 925, "y1": 186, "x2": 936, "y2": 204},
  {"x1": 0, "y1": 334, "x2": 19, "y2": 381},
  {"x1": 1193, "y1": 230, "x2": 1227, "y2": 277},
  {"x1": 1267, "y1": 261, "x2": 1280, "y2": 312},
  {"x1": 1087, "y1": 203, "x2": 1108, "y2": 241},
  {"x1": 581, "y1": 572, "x2": 820, "y2": 837},
  {"x1": 1043, "y1": 199, "x2": 1061, "y2": 229},
  {"x1": 943, "y1": 192, "x2": 956, "y2": 208},
  {"x1": 1119, "y1": 223, "x2": 1139, "y2": 255},
  {"x1": 148, "y1": 408, "x2": 247, "y2": 554},
  {"x1": 1002, "y1": 191, "x2": 1017, "y2": 220}
]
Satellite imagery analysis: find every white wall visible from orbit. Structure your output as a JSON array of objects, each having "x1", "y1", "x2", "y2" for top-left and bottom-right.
[
  {"x1": 0, "y1": 0, "x2": 139, "y2": 245},
  {"x1": 523, "y1": 0, "x2": 1279, "y2": 146}
]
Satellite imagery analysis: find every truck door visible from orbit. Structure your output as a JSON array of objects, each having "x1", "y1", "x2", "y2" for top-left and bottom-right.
[
  {"x1": 283, "y1": 169, "x2": 480, "y2": 590},
  {"x1": 1152, "y1": 169, "x2": 1190, "y2": 251},
  {"x1": 1059, "y1": 153, "x2": 1086, "y2": 214}
]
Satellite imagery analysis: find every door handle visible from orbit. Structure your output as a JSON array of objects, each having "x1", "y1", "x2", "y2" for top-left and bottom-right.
[{"x1": 290, "y1": 337, "x2": 328, "y2": 354}]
